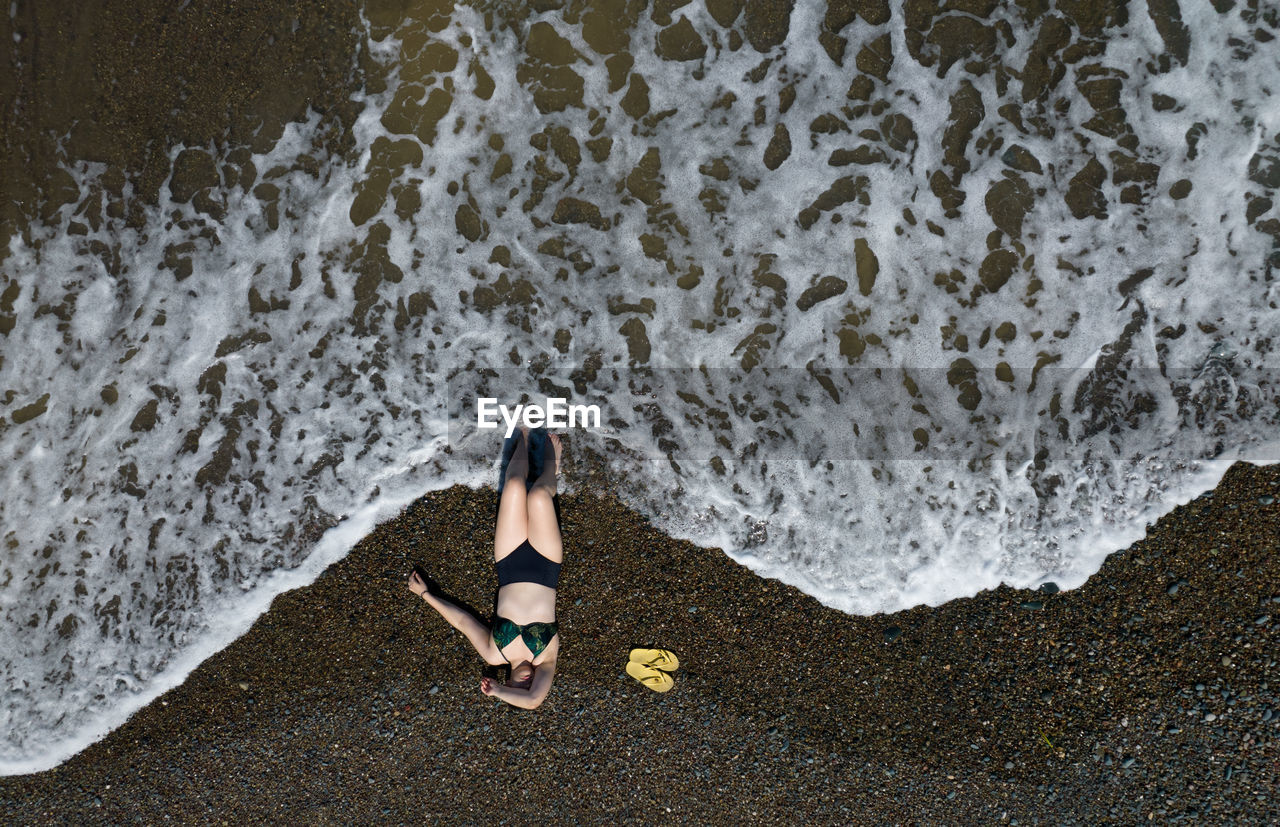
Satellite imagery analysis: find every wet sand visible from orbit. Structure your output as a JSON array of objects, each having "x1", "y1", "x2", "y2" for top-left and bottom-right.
[{"x1": 1, "y1": 460, "x2": 1276, "y2": 823}]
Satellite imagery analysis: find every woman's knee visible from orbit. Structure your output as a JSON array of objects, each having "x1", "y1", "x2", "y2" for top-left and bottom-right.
[{"x1": 527, "y1": 486, "x2": 555, "y2": 511}]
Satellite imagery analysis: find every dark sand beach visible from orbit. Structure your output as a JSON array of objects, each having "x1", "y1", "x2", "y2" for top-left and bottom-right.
[
  {"x1": 1, "y1": 460, "x2": 1277, "y2": 823},
  {"x1": 3, "y1": 0, "x2": 1279, "y2": 822}
]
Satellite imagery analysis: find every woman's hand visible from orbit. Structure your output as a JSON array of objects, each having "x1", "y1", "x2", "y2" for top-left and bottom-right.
[
  {"x1": 407, "y1": 570, "x2": 428, "y2": 597},
  {"x1": 480, "y1": 677, "x2": 496, "y2": 696}
]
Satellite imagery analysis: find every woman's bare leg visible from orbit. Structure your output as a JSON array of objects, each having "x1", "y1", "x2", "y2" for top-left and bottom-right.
[
  {"x1": 526, "y1": 433, "x2": 563, "y2": 563},
  {"x1": 494, "y1": 427, "x2": 530, "y2": 561}
]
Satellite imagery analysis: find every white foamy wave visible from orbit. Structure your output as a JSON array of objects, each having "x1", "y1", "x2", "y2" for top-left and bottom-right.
[{"x1": 3, "y1": 1, "x2": 1279, "y2": 772}]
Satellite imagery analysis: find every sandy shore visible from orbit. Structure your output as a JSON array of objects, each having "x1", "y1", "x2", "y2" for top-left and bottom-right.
[
  {"x1": 3, "y1": 2, "x2": 1278, "y2": 822},
  {"x1": 1, "y1": 461, "x2": 1276, "y2": 823}
]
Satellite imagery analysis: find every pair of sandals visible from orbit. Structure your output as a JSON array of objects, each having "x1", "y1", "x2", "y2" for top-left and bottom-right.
[{"x1": 626, "y1": 648, "x2": 680, "y2": 693}]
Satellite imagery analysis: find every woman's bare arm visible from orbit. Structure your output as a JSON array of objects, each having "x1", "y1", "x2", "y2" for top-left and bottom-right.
[
  {"x1": 409, "y1": 572, "x2": 504, "y2": 665},
  {"x1": 483, "y1": 659, "x2": 556, "y2": 709}
]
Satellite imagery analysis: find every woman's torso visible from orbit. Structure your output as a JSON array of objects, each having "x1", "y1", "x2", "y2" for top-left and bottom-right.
[{"x1": 494, "y1": 581, "x2": 557, "y2": 665}]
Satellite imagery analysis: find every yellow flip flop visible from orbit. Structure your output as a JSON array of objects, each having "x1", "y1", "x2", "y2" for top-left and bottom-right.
[
  {"x1": 629, "y1": 648, "x2": 680, "y2": 672},
  {"x1": 626, "y1": 661, "x2": 674, "y2": 693}
]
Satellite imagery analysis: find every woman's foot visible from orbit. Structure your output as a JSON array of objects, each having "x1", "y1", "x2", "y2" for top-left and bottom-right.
[
  {"x1": 516, "y1": 425, "x2": 531, "y2": 459},
  {"x1": 529, "y1": 432, "x2": 562, "y2": 495},
  {"x1": 547, "y1": 432, "x2": 562, "y2": 475},
  {"x1": 503, "y1": 426, "x2": 531, "y2": 486}
]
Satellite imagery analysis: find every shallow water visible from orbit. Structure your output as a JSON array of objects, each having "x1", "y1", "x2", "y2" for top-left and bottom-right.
[{"x1": 2, "y1": 0, "x2": 1279, "y2": 773}]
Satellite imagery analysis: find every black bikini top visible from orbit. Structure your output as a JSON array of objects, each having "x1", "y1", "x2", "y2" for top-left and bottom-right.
[{"x1": 492, "y1": 617, "x2": 558, "y2": 659}]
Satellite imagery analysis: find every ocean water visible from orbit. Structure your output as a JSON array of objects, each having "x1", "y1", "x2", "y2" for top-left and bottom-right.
[{"x1": 3, "y1": 1, "x2": 1279, "y2": 773}]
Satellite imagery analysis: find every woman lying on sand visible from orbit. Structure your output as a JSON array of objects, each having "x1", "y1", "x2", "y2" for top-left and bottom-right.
[{"x1": 408, "y1": 427, "x2": 563, "y2": 709}]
